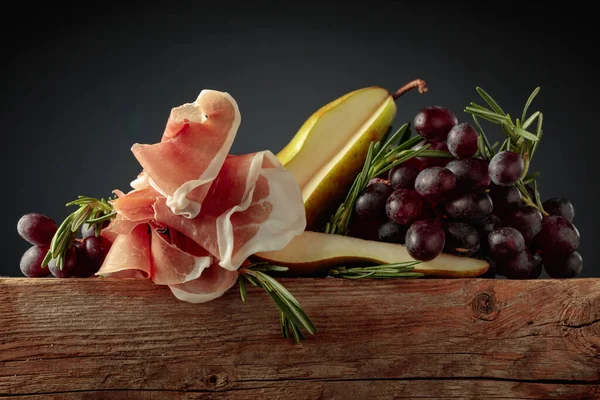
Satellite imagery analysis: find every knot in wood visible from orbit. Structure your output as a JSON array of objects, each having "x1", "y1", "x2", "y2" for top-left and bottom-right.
[
  {"x1": 472, "y1": 292, "x2": 499, "y2": 321},
  {"x1": 203, "y1": 372, "x2": 229, "y2": 389}
]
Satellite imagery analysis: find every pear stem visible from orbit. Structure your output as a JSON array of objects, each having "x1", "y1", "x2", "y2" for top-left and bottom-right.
[{"x1": 392, "y1": 79, "x2": 428, "y2": 100}]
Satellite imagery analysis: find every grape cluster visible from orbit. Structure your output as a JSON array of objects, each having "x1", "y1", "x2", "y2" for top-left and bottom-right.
[
  {"x1": 349, "y1": 106, "x2": 583, "y2": 279},
  {"x1": 17, "y1": 213, "x2": 111, "y2": 278}
]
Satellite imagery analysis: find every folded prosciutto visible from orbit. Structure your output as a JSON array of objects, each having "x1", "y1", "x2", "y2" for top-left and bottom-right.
[
  {"x1": 96, "y1": 89, "x2": 306, "y2": 304},
  {"x1": 132, "y1": 89, "x2": 241, "y2": 219}
]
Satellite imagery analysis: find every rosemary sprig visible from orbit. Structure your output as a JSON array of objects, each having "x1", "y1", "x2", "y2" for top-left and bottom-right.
[
  {"x1": 464, "y1": 87, "x2": 549, "y2": 216},
  {"x1": 329, "y1": 261, "x2": 423, "y2": 279},
  {"x1": 239, "y1": 263, "x2": 316, "y2": 343},
  {"x1": 325, "y1": 123, "x2": 454, "y2": 235},
  {"x1": 42, "y1": 196, "x2": 116, "y2": 269}
]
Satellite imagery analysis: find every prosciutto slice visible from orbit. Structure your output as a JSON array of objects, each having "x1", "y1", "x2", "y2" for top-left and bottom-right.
[
  {"x1": 97, "y1": 89, "x2": 306, "y2": 304},
  {"x1": 150, "y1": 229, "x2": 213, "y2": 285},
  {"x1": 96, "y1": 224, "x2": 152, "y2": 279},
  {"x1": 131, "y1": 90, "x2": 241, "y2": 219},
  {"x1": 154, "y1": 150, "x2": 306, "y2": 271},
  {"x1": 168, "y1": 263, "x2": 238, "y2": 304}
]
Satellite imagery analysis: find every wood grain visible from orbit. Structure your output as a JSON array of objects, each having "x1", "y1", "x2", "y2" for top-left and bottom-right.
[{"x1": 1, "y1": 277, "x2": 599, "y2": 399}]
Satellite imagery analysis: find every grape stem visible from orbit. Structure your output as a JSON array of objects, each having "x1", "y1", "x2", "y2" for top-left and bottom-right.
[
  {"x1": 392, "y1": 79, "x2": 428, "y2": 100},
  {"x1": 521, "y1": 192, "x2": 550, "y2": 217}
]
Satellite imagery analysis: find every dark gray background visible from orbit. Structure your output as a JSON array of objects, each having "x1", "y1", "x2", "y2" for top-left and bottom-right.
[{"x1": 3, "y1": 2, "x2": 598, "y2": 277}]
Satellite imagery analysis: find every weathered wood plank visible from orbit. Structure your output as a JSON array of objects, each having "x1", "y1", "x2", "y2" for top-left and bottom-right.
[
  {"x1": 0, "y1": 380, "x2": 597, "y2": 400},
  {"x1": 1, "y1": 278, "x2": 599, "y2": 399}
]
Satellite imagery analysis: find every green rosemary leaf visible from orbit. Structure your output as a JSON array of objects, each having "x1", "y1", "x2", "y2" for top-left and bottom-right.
[
  {"x1": 532, "y1": 113, "x2": 544, "y2": 157},
  {"x1": 514, "y1": 126, "x2": 540, "y2": 142},
  {"x1": 533, "y1": 180, "x2": 544, "y2": 211},
  {"x1": 239, "y1": 277, "x2": 247, "y2": 303},
  {"x1": 521, "y1": 111, "x2": 540, "y2": 130},
  {"x1": 374, "y1": 123, "x2": 410, "y2": 161},
  {"x1": 476, "y1": 87, "x2": 506, "y2": 115},
  {"x1": 523, "y1": 172, "x2": 540, "y2": 184},
  {"x1": 521, "y1": 87, "x2": 541, "y2": 123},
  {"x1": 464, "y1": 107, "x2": 508, "y2": 123}
]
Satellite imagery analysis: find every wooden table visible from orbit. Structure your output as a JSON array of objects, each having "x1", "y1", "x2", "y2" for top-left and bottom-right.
[{"x1": 1, "y1": 278, "x2": 599, "y2": 399}]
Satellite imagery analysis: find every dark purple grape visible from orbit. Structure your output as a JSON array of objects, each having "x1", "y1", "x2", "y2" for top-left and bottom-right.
[
  {"x1": 502, "y1": 206, "x2": 543, "y2": 245},
  {"x1": 529, "y1": 252, "x2": 543, "y2": 279},
  {"x1": 48, "y1": 246, "x2": 77, "y2": 278},
  {"x1": 446, "y1": 123, "x2": 478, "y2": 159},
  {"x1": 532, "y1": 215, "x2": 580, "y2": 257},
  {"x1": 348, "y1": 216, "x2": 385, "y2": 241},
  {"x1": 488, "y1": 151, "x2": 524, "y2": 186},
  {"x1": 488, "y1": 184, "x2": 522, "y2": 216},
  {"x1": 542, "y1": 197, "x2": 575, "y2": 223},
  {"x1": 17, "y1": 213, "x2": 58, "y2": 246},
  {"x1": 73, "y1": 236, "x2": 112, "y2": 277},
  {"x1": 405, "y1": 219, "x2": 446, "y2": 261},
  {"x1": 414, "y1": 167, "x2": 456, "y2": 201},
  {"x1": 355, "y1": 181, "x2": 393, "y2": 218},
  {"x1": 378, "y1": 220, "x2": 409, "y2": 244},
  {"x1": 496, "y1": 250, "x2": 533, "y2": 279},
  {"x1": 544, "y1": 251, "x2": 583, "y2": 278},
  {"x1": 443, "y1": 191, "x2": 493, "y2": 224},
  {"x1": 444, "y1": 222, "x2": 480, "y2": 256},
  {"x1": 445, "y1": 158, "x2": 490, "y2": 192},
  {"x1": 477, "y1": 215, "x2": 502, "y2": 238},
  {"x1": 388, "y1": 158, "x2": 423, "y2": 189},
  {"x1": 19, "y1": 245, "x2": 52, "y2": 277},
  {"x1": 412, "y1": 140, "x2": 452, "y2": 168},
  {"x1": 488, "y1": 227, "x2": 526, "y2": 260},
  {"x1": 413, "y1": 106, "x2": 458, "y2": 142},
  {"x1": 386, "y1": 189, "x2": 423, "y2": 225}
]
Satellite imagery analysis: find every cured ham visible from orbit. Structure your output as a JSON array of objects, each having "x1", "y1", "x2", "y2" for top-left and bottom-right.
[
  {"x1": 97, "y1": 89, "x2": 306, "y2": 304},
  {"x1": 154, "y1": 150, "x2": 306, "y2": 271},
  {"x1": 168, "y1": 263, "x2": 238, "y2": 304},
  {"x1": 96, "y1": 224, "x2": 152, "y2": 279},
  {"x1": 131, "y1": 90, "x2": 241, "y2": 219}
]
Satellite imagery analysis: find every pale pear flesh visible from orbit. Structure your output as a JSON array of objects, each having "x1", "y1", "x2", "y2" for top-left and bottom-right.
[
  {"x1": 277, "y1": 87, "x2": 391, "y2": 189},
  {"x1": 254, "y1": 231, "x2": 490, "y2": 278}
]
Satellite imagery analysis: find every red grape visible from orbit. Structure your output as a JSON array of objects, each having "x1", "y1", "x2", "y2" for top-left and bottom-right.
[
  {"x1": 496, "y1": 250, "x2": 533, "y2": 279},
  {"x1": 378, "y1": 220, "x2": 409, "y2": 244},
  {"x1": 488, "y1": 151, "x2": 524, "y2": 186},
  {"x1": 444, "y1": 222, "x2": 480, "y2": 256},
  {"x1": 488, "y1": 184, "x2": 521, "y2": 216},
  {"x1": 388, "y1": 158, "x2": 423, "y2": 189},
  {"x1": 19, "y1": 245, "x2": 52, "y2": 277},
  {"x1": 17, "y1": 213, "x2": 58, "y2": 246},
  {"x1": 502, "y1": 206, "x2": 543, "y2": 245},
  {"x1": 544, "y1": 251, "x2": 583, "y2": 278},
  {"x1": 413, "y1": 106, "x2": 458, "y2": 142},
  {"x1": 355, "y1": 181, "x2": 393, "y2": 218},
  {"x1": 542, "y1": 197, "x2": 575, "y2": 223},
  {"x1": 386, "y1": 188, "x2": 424, "y2": 225},
  {"x1": 443, "y1": 191, "x2": 493, "y2": 224},
  {"x1": 348, "y1": 216, "x2": 384, "y2": 241},
  {"x1": 414, "y1": 167, "x2": 456, "y2": 201},
  {"x1": 48, "y1": 247, "x2": 78, "y2": 278},
  {"x1": 446, "y1": 123, "x2": 478, "y2": 158},
  {"x1": 529, "y1": 252, "x2": 543, "y2": 279},
  {"x1": 412, "y1": 140, "x2": 452, "y2": 168},
  {"x1": 532, "y1": 215, "x2": 580, "y2": 257},
  {"x1": 72, "y1": 236, "x2": 112, "y2": 277},
  {"x1": 477, "y1": 215, "x2": 502, "y2": 238},
  {"x1": 406, "y1": 219, "x2": 446, "y2": 261},
  {"x1": 445, "y1": 158, "x2": 490, "y2": 192},
  {"x1": 488, "y1": 227, "x2": 526, "y2": 260}
]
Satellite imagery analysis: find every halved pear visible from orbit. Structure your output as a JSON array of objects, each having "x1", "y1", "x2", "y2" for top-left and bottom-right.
[
  {"x1": 277, "y1": 87, "x2": 395, "y2": 230},
  {"x1": 278, "y1": 80, "x2": 427, "y2": 231},
  {"x1": 253, "y1": 231, "x2": 490, "y2": 278}
]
